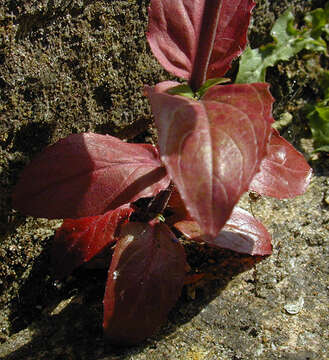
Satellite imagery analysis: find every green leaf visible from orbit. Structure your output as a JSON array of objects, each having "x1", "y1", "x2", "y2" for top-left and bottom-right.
[
  {"x1": 313, "y1": 145, "x2": 329, "y2": 153},
  {"x1": 167, "y1": 84, "x2": 195, "y2": 99},
  {"x1": 306, "y1": 69, "x2": 329, "y2": 153},
  {"x1": 305, "y1": 3, "x2": 329, "y2": 38},
  {"x1": 320, "y1": 71, "x2": 329, "y2": 99},
  {"x1": 236, "y1": 7, "x2": 328, "y2": 84},
  {"x1": 307, "y1": 104, "x2": 329, "y2": 153},
  {"x1": 196, "y1": 77, "x2": 230, "y2": 98},
  {"x1": 166, "y1": 78, "x2": 230, "y2": 99}
]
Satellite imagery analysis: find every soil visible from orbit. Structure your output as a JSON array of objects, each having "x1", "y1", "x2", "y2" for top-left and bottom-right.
[{"x1": 0, "y1": 0, "x2": 328, "y2": 359}]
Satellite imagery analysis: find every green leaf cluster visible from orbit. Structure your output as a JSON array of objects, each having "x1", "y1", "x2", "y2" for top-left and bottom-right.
[
  {"x1": 307, "y1": 71, "x2": 329, "y2": 153},
  {"x1": 236, "y1": 4, "x2": 329, "y2": 84},
  {"x1": 167, "y1": 77, "x2": 230, "y2": 99}
]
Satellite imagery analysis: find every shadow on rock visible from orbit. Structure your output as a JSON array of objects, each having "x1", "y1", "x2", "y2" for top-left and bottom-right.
[{"x1": 2, "y1": 240, "x2": 267, "y2": 359}]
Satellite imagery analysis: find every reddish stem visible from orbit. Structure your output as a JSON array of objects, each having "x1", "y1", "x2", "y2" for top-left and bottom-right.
[
  {"x1": 189, "y1": 0, "x2": 223, "y2": 91},
  {"x1": 147, "y1": 182, "x2": 174, "y2": 216}
]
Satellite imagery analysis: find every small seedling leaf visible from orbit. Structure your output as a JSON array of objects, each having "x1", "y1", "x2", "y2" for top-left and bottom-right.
[
  {"x1": 196, "y1": 77, "x2": 230, "y2": 98},
  {"x1": 167, "y1": 84, "x2": 195, "y2": 99},
  {"x1": 174, "y1": 206, "x2": 272, "y2": 255}
]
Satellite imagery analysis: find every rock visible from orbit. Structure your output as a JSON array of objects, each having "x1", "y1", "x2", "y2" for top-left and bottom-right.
[{"x1": 0, "y1": 0, "x2": 328, "y2": 359}]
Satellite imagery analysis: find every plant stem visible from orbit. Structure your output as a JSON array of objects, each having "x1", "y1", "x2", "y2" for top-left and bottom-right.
[
  {"x1": 147, "y1": 182, "x2": 174, "y2": 216},
  {"x1": 189, "y1": 0, "x2": 222, "y2": 92}
]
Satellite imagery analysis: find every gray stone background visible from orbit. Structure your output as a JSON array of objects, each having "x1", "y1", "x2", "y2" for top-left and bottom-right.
[{"x1": 0, "y1": 0, "x2": 328, "y2": 359}]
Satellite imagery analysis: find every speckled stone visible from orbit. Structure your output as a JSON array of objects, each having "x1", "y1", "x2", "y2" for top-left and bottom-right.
[{"x1": 0, "y1": 1, "x2": 328, "y2": 359}]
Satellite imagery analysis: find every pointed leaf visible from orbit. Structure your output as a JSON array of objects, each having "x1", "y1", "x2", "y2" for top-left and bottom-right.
[
  {"x1": 147, "y1": 0, "x2": 255, "y2": 88},
  {"x1": 249, "y1": 129, "x2": 312, "y2": 199},
  {"x1": 146, "y1": 82, "x2": 274, "y2": 237},
  {"x1": 103, "y1": 221, "x2": 186, "y2": 345},
  {"x1": 51, "y1": 204, "x2": 134, "y2": 279},
  {"x1": 167, "y1": 83, "x2": 195, "y2": 99},
  {"x1": 175, "y1": 207, "x2": 272, "y2": 255},
  {"x1": 196, "y1": 77, "x2": 230, "y2": 98},
  {"x1": 13, "y1": 133, "x2": 170, "y2": 219}
]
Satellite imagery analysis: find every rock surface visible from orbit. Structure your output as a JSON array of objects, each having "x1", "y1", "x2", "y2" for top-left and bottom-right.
[{"x1": 0, "y1": 0, "x2": 328, "y2": 359}]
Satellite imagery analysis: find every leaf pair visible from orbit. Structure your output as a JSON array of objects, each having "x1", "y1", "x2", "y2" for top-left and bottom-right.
[
  {"x1": 53, "y1": 205, "x2": 187, "y2": 346},
  {"x1": 147, "y1": 0, "x2": 256, "y2": 88},
  {"x1": 145, "y1": 81, "x2": 274, "y2": 237},
  {"x1": 11, "y1": 131, "x2": 186, "y2": 346},
  {"x1": 145, "y1": 0, "x2": 312, "y2": 237}
]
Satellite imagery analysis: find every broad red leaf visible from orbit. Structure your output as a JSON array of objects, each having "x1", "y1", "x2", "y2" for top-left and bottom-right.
[
  {"x1": 147, "y1": 0, "x2": 255, "y2": 88},
  {"x1": 249, "y1": 129, "x2": 312, "y2": 199},
  {"x1": 174, "y1": 207, "x2": 272, "y2": 255},
  {"x1": 146, "y1": 82, "x2": 274, "y2": 237},
  {"x1": 52, "y1": 204, "x2": 134, "y2": 279},
  {"x1": 103, "y1": 221, "x2": 186, "y2": 345},
  {"x1": 13, "y1": 133, "x2": 170, "y2": 219}
]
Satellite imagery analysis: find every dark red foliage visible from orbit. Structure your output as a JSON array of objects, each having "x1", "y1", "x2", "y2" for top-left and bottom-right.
[
  {"x1": 103, "y1": 221, "x2": 186, "y2": 345},
  {"x1": 52, "y1": 205, "x2": 134, "y2": 279},
  {"x1": 147, "y1": 0, "x2": 255, "y2": 89},
  {"x1": 11, "y1": 0, "x2": 313, "y2": 346}
]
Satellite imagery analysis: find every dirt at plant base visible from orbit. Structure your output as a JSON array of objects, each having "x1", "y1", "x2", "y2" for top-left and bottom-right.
[{"x1": 0, "y1": 0, "x2": 328, "y2": 359}]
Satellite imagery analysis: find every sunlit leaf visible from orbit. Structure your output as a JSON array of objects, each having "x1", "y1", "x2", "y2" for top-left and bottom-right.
[
  {"x1": 147, "y1": 0, "x2": 255, "y2": 87},
  {"x1": 236, "y1": 8, "x2": 328, "y2": 83},
  {"x1": 146, "y1": 82, "x2": 274, "y2": 236},
  {"x1": 13, "y1": 133, "x2": 170, "y2": 219},
  {"x1": 249, "y1": 129, "x2": 312, "y2": 198}
]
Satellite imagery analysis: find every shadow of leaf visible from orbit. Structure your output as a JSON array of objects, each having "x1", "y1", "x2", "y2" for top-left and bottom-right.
[{"x1": 2, "y1": 240, "x2": 266, "y2": 359}]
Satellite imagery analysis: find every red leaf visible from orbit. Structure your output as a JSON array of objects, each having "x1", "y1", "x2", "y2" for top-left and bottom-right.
[
  {"x1": 249, "y1": 129, "x2": 312, "y2": 199},
  {"x1": 146, "y1": 83, "x2": 274, "y2": 237},
  {"x1": 147, "y1": 0, "x2": 255, "y2": 88},
  {"x1": 174, "y1": 207, "x2": 272, "y2": 255},
  {"x1": 207, "y1": 0, "x2": 255, "y2": 80},
  {"x1": 13, "y1": 133, "x2": 170, "y2": 219},
  {"x1": 52, "y1": 204, "x2": 133, "y2": 279},
  {"x1": 103, "y1": 221, "x2": 186, "y2": 345}
]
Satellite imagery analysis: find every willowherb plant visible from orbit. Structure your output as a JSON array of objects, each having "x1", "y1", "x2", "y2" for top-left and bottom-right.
[{"x1": 13, "y1": 0, "x2": 312, "y2": 345}]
